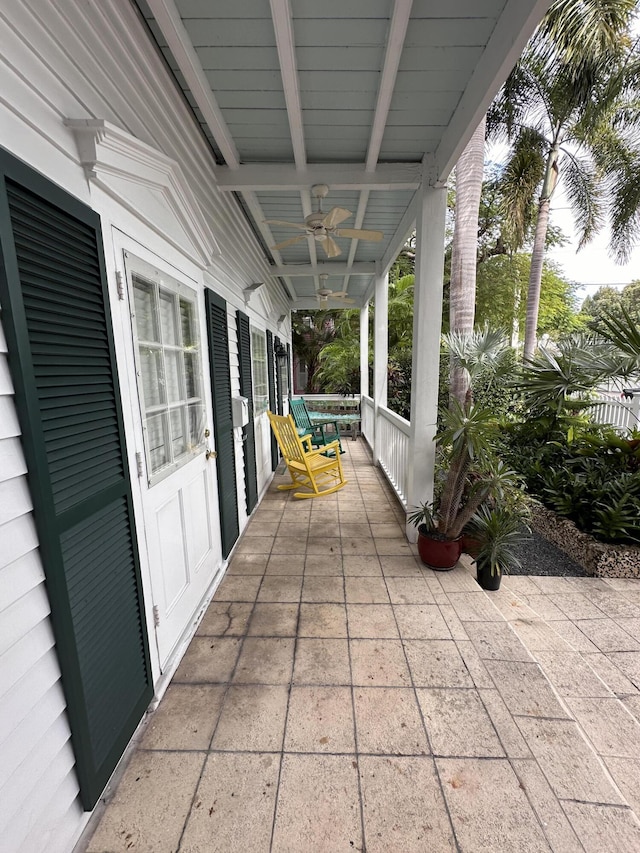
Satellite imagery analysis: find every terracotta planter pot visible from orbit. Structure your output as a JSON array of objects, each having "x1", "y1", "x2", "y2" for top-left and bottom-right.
[
  {"x1": 476, "y1": 562, "x2": 502, "y2": 590},
  {"x1": 417, "y1": 528, "x2": 461, "y2": 570}
]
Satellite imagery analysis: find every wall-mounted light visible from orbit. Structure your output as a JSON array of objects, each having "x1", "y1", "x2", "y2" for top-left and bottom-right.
[
  {"x1": 277, "y1": 314, "x2": 287, "y2": 325},
  {"x1": 275, "y1": 341, "x2": 288, "y2": 367}
]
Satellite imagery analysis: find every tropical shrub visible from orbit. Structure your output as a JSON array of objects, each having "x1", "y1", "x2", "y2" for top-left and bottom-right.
[{"x1": 503, "y1": 420, "x2": 640, "y2": 544}]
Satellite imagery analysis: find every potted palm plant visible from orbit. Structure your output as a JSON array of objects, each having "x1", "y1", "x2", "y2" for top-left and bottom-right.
[
  {"x1": 465, "y1": 505, "x2": 530, "y2": 590},
  {"x1": 408, "y1": 327, "x2": 521, "y2": 570},
  {"x1": 408, "y1": 401, "x2": 521, "y2": 569}
]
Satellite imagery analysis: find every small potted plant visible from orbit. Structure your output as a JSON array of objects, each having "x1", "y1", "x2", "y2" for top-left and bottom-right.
[{"x1": 466, "y1": 505, "x2": 530, "y2": 590}]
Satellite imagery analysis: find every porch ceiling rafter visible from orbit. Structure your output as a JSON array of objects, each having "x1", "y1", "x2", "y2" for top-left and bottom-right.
[
  {"x1": 269, "y1": 0, "x2": 320, "y2": 289},
  {"x1": 215, "y1": 162, "x2": 422, "y2": 192},
  {"x1": 144, "y1": 0, "x2": 239, "y2": 169},
  {"x1": 270, "y1": 263, "x2": 377, "y2": 277},
  {"x1": 342, "y1": 0, "x2": 413, "y2": 295}
]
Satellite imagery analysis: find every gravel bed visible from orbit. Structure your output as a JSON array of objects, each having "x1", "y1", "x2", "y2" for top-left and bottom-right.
[{"x1": 510, "y1": 529, "x2": 588, "y2": 577}]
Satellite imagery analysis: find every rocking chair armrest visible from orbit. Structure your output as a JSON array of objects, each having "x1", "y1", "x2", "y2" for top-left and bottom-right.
[{"x1": 307, "y1": 439, "x2": 341, "y2": 457}]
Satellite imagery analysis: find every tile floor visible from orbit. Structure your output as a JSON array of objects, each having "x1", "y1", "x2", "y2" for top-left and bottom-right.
[{"x1": 84, "y1": 440, "x2": 640, "y2": 853}]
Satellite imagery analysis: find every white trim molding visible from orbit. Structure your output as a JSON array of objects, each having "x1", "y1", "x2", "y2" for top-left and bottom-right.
[{"x1": 65, "y1": 119, "x2": 220, "y2": 267}]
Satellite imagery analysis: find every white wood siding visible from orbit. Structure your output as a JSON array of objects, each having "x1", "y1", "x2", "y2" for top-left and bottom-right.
[{"x1": 0, "y1": 312, "x2": 85, "y2": 853}]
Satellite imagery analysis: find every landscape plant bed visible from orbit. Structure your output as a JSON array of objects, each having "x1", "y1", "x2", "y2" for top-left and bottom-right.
[{"x1": 528, "y1": 499, "x2": 640, "y2": 579}]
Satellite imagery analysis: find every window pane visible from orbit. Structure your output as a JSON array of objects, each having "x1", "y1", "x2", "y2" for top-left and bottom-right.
[
  {"x1": 128, "y1": 255, "x2": 205, "y2": 479},
  {"x1": 139, "y1": 346, "x2": 165, "y2": 406},
  {"x1": 159, "y1": 289, "x2": 178, "y2": 345},
  {"x1": 188, "y1": 402, "x2": 205, "y2": 448},
  {"x1": 170, "y1": 408, "x2": 187, "y2": 457},
  {"x1": 251, "y1": 330, "x2": 268, "y2": 415},
  {"x1": 133, "y1": 277, "x2": 158, "y2": 342},
  {"x1": 184, "y1": 352, "x2": 200, "y2": 399},
  {"x1": 180, "y1": 298, "x2": 196, "y2": 348},
  {"x1": 147, "y1": 413, "x2": 168, "y2": 472},
  {"x1": 165, "y1": 351, "x2": 182, "y2": 404}
]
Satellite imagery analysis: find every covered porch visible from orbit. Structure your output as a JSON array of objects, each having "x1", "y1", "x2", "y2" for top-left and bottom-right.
[{"x1": 84, "y1": 440, "x2": 640, "y2": 852}]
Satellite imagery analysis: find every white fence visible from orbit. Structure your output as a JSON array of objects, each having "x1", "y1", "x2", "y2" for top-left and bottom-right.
[
  {"x1": 590, "y1": 392, "x2": 640, "y2": 433},
  {"x1": 360, "y1": 395, "x2": 410, "y2": 507}
]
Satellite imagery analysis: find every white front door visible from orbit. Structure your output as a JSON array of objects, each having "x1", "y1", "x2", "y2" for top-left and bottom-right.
[{"x1": 124, "y1": 252, "x2": 222, "y2": 667}]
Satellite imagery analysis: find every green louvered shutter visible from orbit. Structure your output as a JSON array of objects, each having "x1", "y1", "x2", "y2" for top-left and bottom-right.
[
  {"x1": 275, "y1": 336, "x2": 285, "y2": 415},
  {"x1": 266, "y1": 330, "x2": 278, "y2": 470},
  {"x1": 0, "y1": 153, "x2": 152, "y2": 810},
  {"x1": 236, "y1": 310, "x2": 258, "y2": 513},
  {"x1": 205, "y1": 290, "x2": 239, "y2": 557}
]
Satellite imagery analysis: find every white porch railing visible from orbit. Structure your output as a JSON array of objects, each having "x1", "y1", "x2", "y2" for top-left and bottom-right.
[
  {"x1": 590, "y1": 392, "x2": 640, "y2": 433},
  {"x1": 361, "y1": 394, "x2": 374, "y2": 444},
  {"x1": 361, "y1": 395, "x2": 410, "y2": 507}
]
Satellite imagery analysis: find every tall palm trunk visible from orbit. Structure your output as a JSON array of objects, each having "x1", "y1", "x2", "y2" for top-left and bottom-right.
[
  {"x1": 523, "y1": 143, "x2": 560, "y2": 362},
  {"x1": 450, "y1": 116, "x2": 486, "y2": 404}
]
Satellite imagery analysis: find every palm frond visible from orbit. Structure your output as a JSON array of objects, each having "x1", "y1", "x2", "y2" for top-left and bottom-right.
[
  {"x1": 597, "y1": 305, "x2": 640, "y2": 361},
  {"x1": 559, "y1": 149, "x2": 603, "y2": 247},
  {"x1": 607, "y1": 150, "x2": 640, "y2": 262},
  {"x1": 443, "y1": 326, "x2": 511, "y2": 382},
  {"x1": 534, "y1": 0, "x2": 636, "y2": 72},
  {"x1": 499, "y1": 130, "x2": 547, "y2": 246}
]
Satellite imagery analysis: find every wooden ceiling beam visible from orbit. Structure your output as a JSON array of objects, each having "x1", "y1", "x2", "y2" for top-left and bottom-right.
[
  {"x1": 215, "y1": 163, "x2": 422, "y2": 192},
  {"x1": 146, "y1": 0, "x2": 240, "y2": 169},
  {"x1": 270, "y1": 263, "x2": 377, "y2": 277}
]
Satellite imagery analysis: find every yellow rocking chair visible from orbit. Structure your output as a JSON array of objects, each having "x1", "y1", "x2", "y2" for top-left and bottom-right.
[{"x1": 267, "y1": 411, "x2": 348, "y2": 499}]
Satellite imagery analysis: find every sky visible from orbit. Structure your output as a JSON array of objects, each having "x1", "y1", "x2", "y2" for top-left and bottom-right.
[{"x1": 547, "y1": 194, "x2": 640, "y2": 305}]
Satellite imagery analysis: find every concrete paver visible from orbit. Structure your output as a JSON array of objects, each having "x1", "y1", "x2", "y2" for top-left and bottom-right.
[{"x1": 84, "y1": 440, "x2": 640, "y2": 853}]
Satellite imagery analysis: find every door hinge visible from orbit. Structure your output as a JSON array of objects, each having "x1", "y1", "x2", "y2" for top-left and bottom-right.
[
  {"x1": 115, "y1": 270, "x2": 125, "y2": 300},
  {"x1": 153, "y1": 605, "x2": 160, "y2": 627},
  {"x1": 135, "y1": 451, "x2": 144, "y2": 478}
]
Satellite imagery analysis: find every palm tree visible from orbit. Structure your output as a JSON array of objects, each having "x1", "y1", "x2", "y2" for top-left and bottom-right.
[
  {"x1": 291, "y1": 310, "x2": 337, "y2": 392},
  {"x1": 449, "y1": 116, "x2": 487, "y2": 404},
  {"x1": 490, "y1": 0, "x2": 640, "y2": 362}
]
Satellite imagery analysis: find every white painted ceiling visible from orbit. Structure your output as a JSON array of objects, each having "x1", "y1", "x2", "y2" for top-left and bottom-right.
[{"x1": 134, "y1": 0, "x2": 551, "y2": 308}]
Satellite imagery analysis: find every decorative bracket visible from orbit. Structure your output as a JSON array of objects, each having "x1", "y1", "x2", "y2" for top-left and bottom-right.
[{"x1": 65, "y1": 119, "x2": 220, "y2": 267}]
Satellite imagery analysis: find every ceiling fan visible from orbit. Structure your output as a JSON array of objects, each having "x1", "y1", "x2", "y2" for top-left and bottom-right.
[
  {"x1": 265, "y1": 184, "x2": 384, "y2": 258},
  {"x1": 316, "y1": 274, "x2": 355, "y2": 305}
]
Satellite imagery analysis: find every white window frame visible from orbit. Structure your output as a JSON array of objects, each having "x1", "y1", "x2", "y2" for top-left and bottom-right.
[{"x1": 125, "y1": 253, "x2": 205, "y2": 484}]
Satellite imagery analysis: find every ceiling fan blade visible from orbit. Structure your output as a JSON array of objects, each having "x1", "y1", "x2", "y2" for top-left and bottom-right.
[
  {"x1": 322, "y1": 207, "x2": 352, "y2": 228},
  {"x1": 333, "y1": 296, "x2": 355, "y2": 304},
  {"x1": 271, "y1": 234, "x2": 308, "y2": 251},
  {"x1": 334, "y1": 227, "x2": 384, "y2": 242},
  {"x1": 264, "y1": 219, "x2": 308, "y2": 231},
  {"x1": 322, "y1": 236, "x2": 342, "y2": 258},
  {"x1": 331, "y1": 291, "x2": 351, "y2": 298}
]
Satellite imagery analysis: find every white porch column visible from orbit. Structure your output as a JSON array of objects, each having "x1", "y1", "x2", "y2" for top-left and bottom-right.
[
  {"x1": 373, "y1": 273, "x2": 388, "y2": 464},
  {"x1": 359, "y1": 301, "x2": 369, "y2": 399},
  {"x1": 406, "y1": 183, "x2": 448, "y2": 541}
]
